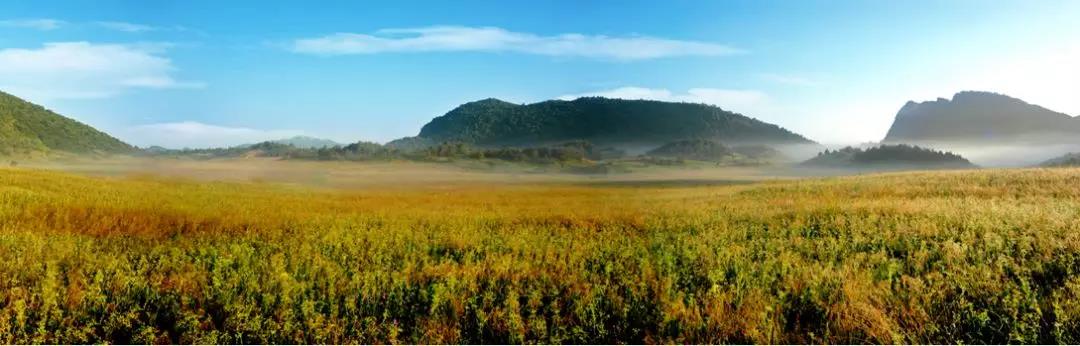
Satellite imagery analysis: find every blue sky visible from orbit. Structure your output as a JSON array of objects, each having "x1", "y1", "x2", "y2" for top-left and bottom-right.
[{"x1": 1, "y1": 0, "x2": 1078, "y2": 148}]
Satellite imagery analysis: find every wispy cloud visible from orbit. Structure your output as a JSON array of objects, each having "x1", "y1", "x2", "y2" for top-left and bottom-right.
[
  {"x1": 127, "y1": 121, "x2": 303, "y2": 149},
  {"x1": 0, "y1": 42, "x2": 203, "y2": 100},
  {"x1": 760, "y1": 73, "x2": 818, "y2": 87},
  {"x1": 95, "y1": 21, "x2": 156, "y2": 33},
  {"x1": 0, "y1": 18, "x2": 65, "y2": 30},
  {"x1": 291, "y1": 26, "x2": 743, "y2": 60},
  {"x1": 557, "y1": 87, "x2": 769, "y2": 113},
  {"x1": 93, "y1": 21, "x2": 197, "y2": 34},
  {"x1": 1, "y1": 18, "x2": 195, "y2": 34}
]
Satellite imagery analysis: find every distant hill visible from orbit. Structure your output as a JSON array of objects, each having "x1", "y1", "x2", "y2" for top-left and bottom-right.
[
  {"x1": 647, "y1": 139, "x2": 734, "y2": 161},
  {"x1": 234, "y1": 136, "x2": 341, "y2": 150},
  {"x1": 803, "y1": 144, "x2": 975, "y2": 168},
  {"x1": 268, "y1": 136, "x2": 341, "y2": 149},
  {"x1": 0, "y1": 91, "x2": 134, "y2": 156},
  {"x1": 1040, "y1": 153, "x2": 1080, "y2": 167},
  {"x1": 732, "y1": 145, "x2": 785, "y2": 160},
  {"x1": 415, "y1": 97, "x2": 814, "y2": 149},
  {"x1": 384, "y1": 136, "x2": 436, "y2": 152},
  {"x1": 883, "y1": 91, "x2": 1080, "y2": 144},
  {"x1": 146, "y1": 140, "x2": 401, "y2": 161}
]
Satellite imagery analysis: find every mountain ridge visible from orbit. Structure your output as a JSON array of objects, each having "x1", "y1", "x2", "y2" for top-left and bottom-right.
[
  {"x1": 415, "y1": 97, "x2": 815, "y2": 148},
  {"x1": 883, "y1": 91, "x2": 1080, "y2": 143}
]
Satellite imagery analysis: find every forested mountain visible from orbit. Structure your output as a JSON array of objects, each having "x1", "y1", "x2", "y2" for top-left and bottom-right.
[
  {"x1": 0, "y1": 91, "x2": 134, "y2": 156},
  {"x1": 415, "y1": 97, "x2": 814, "y2": 148},
  {"x1": 883, "y1": 91, "x2": 1080, "y2": 143},
  {"x1": 803, "y1": 144, "x2": 974, "y2": 168}
]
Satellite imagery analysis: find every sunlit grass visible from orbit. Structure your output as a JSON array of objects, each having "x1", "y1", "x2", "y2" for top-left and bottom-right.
[{"x1": 1, "y1": 167, "x2": 1079, "y2": 343}]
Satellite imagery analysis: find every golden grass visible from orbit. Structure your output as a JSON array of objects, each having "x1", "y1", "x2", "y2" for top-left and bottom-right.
[{"x1": 1, "y1": 165, "x2": 1079, "y2": 343}]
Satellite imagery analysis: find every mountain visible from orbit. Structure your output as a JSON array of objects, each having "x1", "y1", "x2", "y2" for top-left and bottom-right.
[
  {"x1": 415, "y1": 97, "x2": 814, "y2": 149},
  {"x1": 269, "y1": 136, "x2": 341, "y2": 149},
  {"x1": 0, "y1": 91, "x2": 134, "y2": 156},
  {"x1": 883, "y1": 91, "x2": 1080, "y2": 144},
  {"x1": 1040, "y1": 153, "x2": 1080, "y2": 167},
  {"x1": 802, "y1": 144, "x2": 975, "y2": 169}
]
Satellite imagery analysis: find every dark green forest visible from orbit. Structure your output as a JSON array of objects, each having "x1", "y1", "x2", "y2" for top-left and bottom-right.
[
  {"x1": 416, "y1": 97, "x2": 814, "y2": 147},
  {"x1": 803, "y1": 144, "x2": 974, "y2": 168}
]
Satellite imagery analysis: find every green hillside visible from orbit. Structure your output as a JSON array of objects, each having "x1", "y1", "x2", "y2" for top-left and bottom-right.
[
  {"x1": 0, "y1": 91, "x2": 134, "y2": 156},
  {"x1": 416, "y1": 97, "x2": 814, "y2": 147}
]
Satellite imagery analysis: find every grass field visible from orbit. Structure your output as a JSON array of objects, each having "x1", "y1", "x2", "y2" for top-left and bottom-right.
[{"x1": 1, "y1": 161, "x2": 1079, "y2": 343}]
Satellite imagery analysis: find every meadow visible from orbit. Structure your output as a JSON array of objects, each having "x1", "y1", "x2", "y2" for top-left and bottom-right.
[{"x1": 1, "y1": 160, "x2": 1079, "y2": 343}]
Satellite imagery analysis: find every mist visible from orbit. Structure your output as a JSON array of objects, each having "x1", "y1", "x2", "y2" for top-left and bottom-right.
[{"x1": 876, "y1": 139, "x2": 1080, "y2": 167}]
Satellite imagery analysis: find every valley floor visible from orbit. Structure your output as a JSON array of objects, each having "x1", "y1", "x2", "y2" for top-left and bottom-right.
[{"x1": 1, "y1": 160, "x2": 1079, "y2": 343}]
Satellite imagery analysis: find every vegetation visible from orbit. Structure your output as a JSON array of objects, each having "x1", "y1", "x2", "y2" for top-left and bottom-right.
[
  {"x1": 467, "y1": 141, "x2": 623, "y2": 163},
  {"x1": 0, "y1": 91, "x2": 134, "y2": 156},
  {"x1": 144, "y1": 141, "x2": 397, "y2": 161},
  {"x1": 416, "y1": 97, "x2": 813, "y2": 147},
  {"x1": 803, "y1": 144, "x2": 974, "y2": 168},
  {"x1": 2, "y1": 166, "x2": 1080, "y2": 343},
  {"x1": 647, "y1": 139, "x2": 734, "y2": 161},
  {"x1": 146, "y1": 140, "x2": 632, "y2": 167}
]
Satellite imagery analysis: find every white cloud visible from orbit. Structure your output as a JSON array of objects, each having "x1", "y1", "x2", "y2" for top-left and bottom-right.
[
  {"x1": 0, "y1": 18, "x2": 64, "y2": 30},
  {"x1": 291, "y1": 26, "x2": 743, "y2": 60},
  {"x1": 95, "y1": 21, "x2": 156, "y2": 33},
  {"x1": 760, "y1": 73, "x2": 818, "y2": 87},
  {"x1": 0, "y1": 42, "x2": 202, "y2": 100},
  {"x1": 557, "y1": 87, "x2": 769, "y2": 115},
  {"x1": 126, "y1": 121, "x2": 303, "y2": 149}
]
